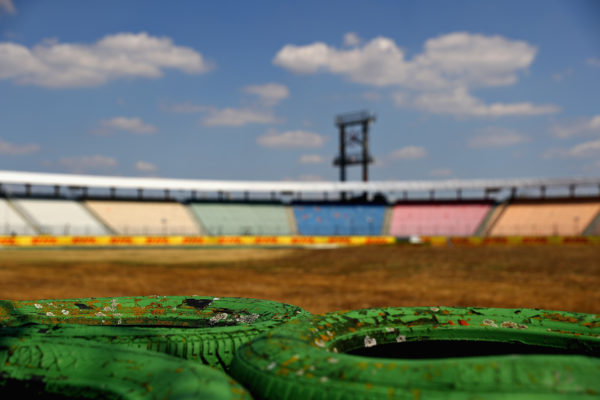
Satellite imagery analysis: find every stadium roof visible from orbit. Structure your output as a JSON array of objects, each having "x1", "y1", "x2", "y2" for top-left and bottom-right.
[{"x1": 0, "y1": 170, "x2": 599, "y2": 194}]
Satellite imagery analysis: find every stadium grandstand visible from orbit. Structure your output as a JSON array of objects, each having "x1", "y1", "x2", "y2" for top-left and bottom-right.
[{"x1": 1, "y1": 170, "x2": 600, "y2": 239}]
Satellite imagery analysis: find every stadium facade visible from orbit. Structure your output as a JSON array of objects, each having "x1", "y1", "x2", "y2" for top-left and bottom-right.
[{"x1": 1, "y1": 170, "x2": 600, "y2": 238}]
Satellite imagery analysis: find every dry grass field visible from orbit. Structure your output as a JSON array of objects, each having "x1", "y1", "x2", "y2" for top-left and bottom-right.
[{"x1": 0, "y1": 245, "x2": 599, "y2": 314}]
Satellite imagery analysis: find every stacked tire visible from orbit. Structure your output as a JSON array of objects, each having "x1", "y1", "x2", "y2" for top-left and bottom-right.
[
  {"x1": 2, "y1": 299, "x2": 599, "y2": 399},
  {"x1": 0, "y1": 295, "x2": 310, "y2": 399}
]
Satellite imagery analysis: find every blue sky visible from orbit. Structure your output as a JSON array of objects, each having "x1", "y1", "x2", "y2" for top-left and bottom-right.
[{"x1": 0, "y1": 0, "x2": 599, "y2": 182}]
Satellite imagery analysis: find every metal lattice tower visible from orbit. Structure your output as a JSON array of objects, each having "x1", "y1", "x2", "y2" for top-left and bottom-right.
[{"x1": 333, "y1": 111, "x2": 376, "y2": 198}]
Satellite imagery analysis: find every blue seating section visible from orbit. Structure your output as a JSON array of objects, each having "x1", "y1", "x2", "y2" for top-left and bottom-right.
[{"x1": 293, "y1": 204, "x2": 385, "y2": 236}]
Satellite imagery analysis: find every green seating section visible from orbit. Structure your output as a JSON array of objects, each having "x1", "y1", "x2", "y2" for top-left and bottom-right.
[{"x1": 190, "y1": 203, "x2": 293, "y2": 235}]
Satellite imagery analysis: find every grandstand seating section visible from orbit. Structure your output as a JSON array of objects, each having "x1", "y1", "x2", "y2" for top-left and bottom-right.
[
  {"x1": 0, "y1": 199, "x2": 36, "y2": 235},
  {"x1": 12, "y1": 199, "x2": 110, "y2": 235},
  {"x1": 86, "y1": 200, "x2": 202, "y2": 235},
  {"x1": 293, "y1": 204, "x2": 385, "y2": 235},
  {"x1": 190, "y1": 203, "x2": 293, "y2": 235},
  {"x1": 389, "y1": 203, "x2": 491, "y2": 236},
  {"x1": 490, "y1": 201, "x2": 600, "y2": 236},
  {"x1": 1, "y1": 196, "x2": 600, "y2": 237}
]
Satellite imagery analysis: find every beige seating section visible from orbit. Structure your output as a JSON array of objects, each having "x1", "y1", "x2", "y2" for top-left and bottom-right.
[
  {"x1": 86, "y1": 201, "x2": 201, "y2": 235},
  {"x1": 490, "y1": 202, "x2": 600, "y2": 236}
]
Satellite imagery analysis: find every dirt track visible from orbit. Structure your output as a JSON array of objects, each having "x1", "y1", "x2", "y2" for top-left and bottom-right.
[{"x1": 0, "y1": 245, "x2": 599, "y2": 314}]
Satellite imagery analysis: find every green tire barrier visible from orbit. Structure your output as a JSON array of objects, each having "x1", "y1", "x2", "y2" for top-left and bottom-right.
[
  {"x1": 0, "y1": 296, "x2": 309, "y2": 370},
  {"x1": 0, "y1": 337, "x2": 250, "y2": 399},
  {"x1": 229, "y1": 306, "x2": 600, "y2": 399}
]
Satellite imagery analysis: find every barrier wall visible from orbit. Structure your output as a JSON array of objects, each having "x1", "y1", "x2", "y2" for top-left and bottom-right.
[
  {"x1": 86, "y1": 200, "x2": 202, "y2": 235},
  {"x1": 489, "y1": 202, "x2": 600, "y2": 236},
  {"x1": 419, "y1": 236, "x2": 600, "y2": 246},
  {"x1": 189, "y1": 203, "x2": 293, "y2": 235},
  {"x1": 0, "y1": 199, "x2": 36, "y2": 235},
  {"x1": 0, "y1": 235, "x2": 396, "y2": 247},
  {"x1": 389, "y1": 203, "x2": 491, "y2": 236},
  {"x1": 294, "y1": 204, "x2": 385, "y2": 236},
  {"x1": 11, "y1": 199, "x2": 110, "y2": 235}
]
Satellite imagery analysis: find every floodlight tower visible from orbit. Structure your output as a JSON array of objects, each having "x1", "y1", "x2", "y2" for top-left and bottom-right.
[{"x1": 333, "y1": 110, "x2": 376, "y2": 199}]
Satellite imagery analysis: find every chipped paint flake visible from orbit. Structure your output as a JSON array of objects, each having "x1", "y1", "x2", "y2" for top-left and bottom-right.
[
  {"x1": 430, "y1": 307, "x2": 440, "y2": 312},
  {"x1": 209, "y1": 312, "x2": 228, "y2": 324},
  {"x1": 483, "y1": 319, "x2": 498, "y2": 328},
  {"x1": 364, "y1": 335, "x2": 377, "y2": 348},
  {"x1": 396, "y1": 335, "x2": 407, "y2": 343},
  {"x1": 236, "y1": 313, "x2": 260, "y2": 324},
  {"x1": 501, "y1": 321, "x2": 528, "y2": 329}
]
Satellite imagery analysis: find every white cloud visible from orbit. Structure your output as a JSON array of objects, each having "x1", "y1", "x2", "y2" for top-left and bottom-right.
[
  {"x1": 58, "y1": 155, "x2": 117, "y2": 173},
  {"x1": 343, "y1": 32, "x2": 362, "y2": 47},
  {"x1": 135, "y1": 160, "x2": 157, "y2": 172},
  {"x1": 390, "y1": 145, "x2": 427, "y2": 160},
  {"x1": 411, "y1": 87, "x2": 560, "y2": 117},
  {"x1": 551, "y1": 115, "x2": 600, "y2": 138},
  {"x1": 429, "y1": 168, "x2": 453, "y2": 178},
  {"x1": 257, "y1": 129, "x2": 325, "y2": 148},
  {"x1": 587, "y1": 57, "x2": 600, "y2": 68},
  {"x1": 468, "y1": 127, "x2": 530, "y2": 148},
  {"x1": 0, "y1": 0, "x2": 16, "y2": 14},
  {"x1": 274, "y1": 32, "x2": 558, "y2": 118},
  {"x1": 274, "y1": 32, "x2": 536, "y2": 89},
  {"x1": 543, "y1": 139, "x2": 600, "y2": 159},
  {"x1": 0, "y1": 138, "x2": 40, "y2": 155},
  {"x1": 162, "y1": 102, "x2": 209, "y2": 113},
  {"x1": 202, "y1": 108, "x2": 278, "y2": 127},
  {"x1": 0, "y1": 32, "x2": 212, "y2": 88},
  {"x1": 98, "y1": 117, "x2": 157, "y2": 134},
  {"x1": 243, "y1": 83, "x2": 289, "y2": 106},
  {"x1": 299, "y1": 154, "x2": 324, "y2": 164}
]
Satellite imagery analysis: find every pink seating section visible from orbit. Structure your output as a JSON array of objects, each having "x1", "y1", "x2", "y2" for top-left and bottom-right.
[{"x1": 389, "y1": 204, "x2": 491, "y2": 236}]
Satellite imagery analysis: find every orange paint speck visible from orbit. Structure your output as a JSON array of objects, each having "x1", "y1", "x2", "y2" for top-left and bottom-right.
[
  {"x1": 458, "y1": 319, "x2": 469, "y2": 326},
  {"x1": 448, "y1": 320, "x2": 455, "y2": 325}
]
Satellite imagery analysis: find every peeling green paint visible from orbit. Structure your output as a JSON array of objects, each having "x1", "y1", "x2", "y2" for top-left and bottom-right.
[
  {"x1": 230, "y1": 306, "x2": 600, "y2": 399},
  {"x1": 0, "y1": 337, "x2": 250, "y2": 399}
]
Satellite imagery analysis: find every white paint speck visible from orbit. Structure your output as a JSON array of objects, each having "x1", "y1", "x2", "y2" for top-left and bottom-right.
[
  {"x1": 213, "y1": 297, "x2": 220, "y2": 301},
  {"x1": 314, "y1": 339, "x2": 326, "y2": 348},
  {"x1": 61, "y1": 310, "x2": 69, "y2": 315},
  {"x1": 430, "y1": 307, "x2": 440, "y2": 312},
  {"x1": 327, "y1": 357, "x2": 339, "y2": 364},
  {"x1": 396, "y1": 335, "x2": 407, "y2": 343},
  {"x1": 364, "y1": 335, "x2": 377, "y2": 348},
  {"x1": 296, "y1": 369, "x2": 305, "y2": 376},
  {"x1": 267, "y1": 362, "x2": 277, "y2": 370},
  {"x1": 95, "y1": 312, "x2": 106, "y2": 317},
  {"x1": 45, "y1": 312, "x2": 54, "y2": 317},
  {"x1": 34, "y1": 304, "x2": 42, "y2": 309},
  {"x1": 320, "y1": 376, "x2": 329, "y2": 383},
  {"x1": 385, "y1": 327, "x2": 395, "y2": 332}
]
